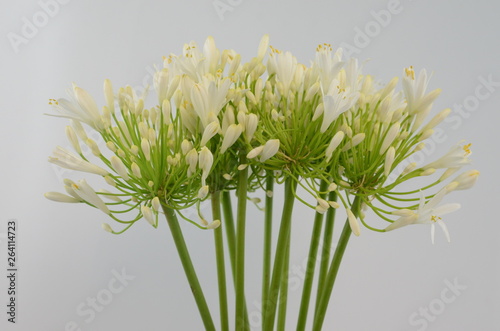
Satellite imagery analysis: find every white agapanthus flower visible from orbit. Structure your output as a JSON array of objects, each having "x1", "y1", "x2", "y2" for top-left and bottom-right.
[{"x1": 385, "y1": 189, "x2": 461, "y2": 243}]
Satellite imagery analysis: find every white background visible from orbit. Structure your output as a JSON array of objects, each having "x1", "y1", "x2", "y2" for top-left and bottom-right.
[{"x1": 1, "y1": 0, "x2": 499, "y2": 330}]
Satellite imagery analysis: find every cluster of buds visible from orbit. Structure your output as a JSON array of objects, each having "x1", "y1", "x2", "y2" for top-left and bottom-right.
[{"x1": 46, "y1": 35, "x2": 478, "y2": 241}]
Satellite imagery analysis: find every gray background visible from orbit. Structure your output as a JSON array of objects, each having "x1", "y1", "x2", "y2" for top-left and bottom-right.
[{"x1": 1, "y1": 0, "x2": 498, "y2": 330}]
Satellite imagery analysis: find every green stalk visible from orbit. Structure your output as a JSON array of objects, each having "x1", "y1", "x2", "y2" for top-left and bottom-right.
[
  {"x1": 161, "y1": 204, "x2": 216, "y2": 331},
  {"x1": 263, "y1": 178, "x2": 297, "y2": 331},
  {"x1": 221, "y1": 190, "x2": 250, "y2": 328},
  {"x1": 211, "y1": 192, "x2": 229, "y2": 331},
  {"x1": 235, "y1": 156, "x2": 250, "y2": 331},
  {"x1": 296, "y1": 180, "x2": 329, "y2": 331},
  {"x1": 312, "y1": 196, "x2": 361, "y2": 331},
  {"x1": 277, "y1": 225, "x2": 291, "y2": 331},
  {"x1": 262, "y1": 172, "x2": 274, "y2": 329},
  {"x1": 221, "y1": 191, "x2": 237, "y2": 277},
  {"x1": 313, "y1": 191, "x2": 337, "y2": 322}
]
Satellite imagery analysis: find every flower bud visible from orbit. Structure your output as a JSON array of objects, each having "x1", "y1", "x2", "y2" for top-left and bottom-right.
[
  {"x1": 449, "y1": 170, "x2": 479, "y2": 191},
  {"x1": 141, "y1": 138, "x2": 151, "y2": 161},
  {"x1": 152, "y1": 197, "x2": 161, "y2": 212},
  {"x1": 384, "y1": 147, "x2": 396, "y2": 176},
  {"x1": 347, "y1": 208, "x2": 361, "y2": 236},
  {"x1": 260, "y1": 139, "x2": 280, "y2": 162},
  {"x1": 102, "y1": 223, "x2": 114, "y2": 233},
  {"x1": 131, "y1": 162, "x2": 141, "y2": 178},
  {"x1": 199, "y1": 147, "x2": 214, "y2": 183},
  {"x1": 86, "y1": 139, "x2": 101, "y2": 157},
  {"x1": 245, "y1": 114, "x2": 258, "y2": 141},
  {"x1": 198, "y1": 185, "x2": 209, "y2": 199},
  {"x1": 110, "y1": 156, "x2": 130, "y2": 180},
  {"x1": 207, "y1": 220, "x2": 221, "y2": 229},
  {"x1": 181, "y1": 140, "x2": 193, "y2": 155},
  {"x1": 247, "y1": 145, "x2": 264, "y2": 159},
  {"x1": 44, "y1": 192, "x2": 80, "y2": 203},
  {"x1": 65, "y1": 126, "x2": 81, "y2": 154},
  {"x1": 201, "y1": 121, "x2": 220, "y2": 146},
  {"x1": 141, "y1": 205, "x2": 155, "y2": 226},
  {"x1": 326, "y1": 131, "x2": 345, "y2": 161},
  {"x1": 221, "y1": 124, "x2": 243, "y2": 153},
  {"x1": 380, "y1": 122, "x2": 400, "y2": 155}
]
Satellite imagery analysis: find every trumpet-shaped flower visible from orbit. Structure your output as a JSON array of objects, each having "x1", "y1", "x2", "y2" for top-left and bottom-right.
[
  {"x1": 49, "y1": 147, "x2": 109, "y2": 176},
  {"x1": 424, "y1": 142, "x2": 472, "y2": 170},
  {"x1": 385, "y1": 189, "x2": 461, "y2": 243}
]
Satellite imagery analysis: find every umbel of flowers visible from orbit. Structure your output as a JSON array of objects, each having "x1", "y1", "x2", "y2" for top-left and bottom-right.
[{"x1": 45, "y1": 35, "x2": 478, "y2": 331}]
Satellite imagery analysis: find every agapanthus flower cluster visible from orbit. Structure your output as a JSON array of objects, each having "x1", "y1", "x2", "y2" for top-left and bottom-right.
[{"x1": 46, "y1": 35, "x2": 478, "y2": 242}]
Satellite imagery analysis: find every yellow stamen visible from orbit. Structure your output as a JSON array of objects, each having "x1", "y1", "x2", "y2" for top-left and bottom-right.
[
  {"x1": 431, "y1": 215, "x2": 442, "y2": 222},
  {"x1": 463, "y1": 143, "x2": 472, "y2": 156},
  {"x1": 405, "y1": 66, "x2": 415, "y2": 80}
]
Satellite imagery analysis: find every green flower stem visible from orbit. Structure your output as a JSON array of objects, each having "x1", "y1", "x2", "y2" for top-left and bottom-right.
[
  {"x1": 262, "y1": 171, "x2": 274, "y2": 329},
  {"x1": 211, "y1": 192, "x2": 229, "y2": 331},
  {"x1": 277, "y1": 225, "x2": 291, "y2": 331},
  {"x1": 312, "y1": 196, "x2": 361, "y2": 331},
  {"x1": 296, "y1": 180, "x2": 329, "y2": 331},
  {"x1": 161, "y1": 204, "x2": 216, "y2": 331},
  {"x1": 221, "y1": 191, "x2": 251, "y2": 327},
  {"x1": 263, "y1": 178, "x2": 297, "y2": 331},
  {"x1": 221, "y1": 191, "x2": 237, "y2": 278},
  {"x1": 313, "y1": 190, "x2": 338, "y2": 322},
  {"x1": 235, "y1": 156, "x2": 250, "y2": 331}
]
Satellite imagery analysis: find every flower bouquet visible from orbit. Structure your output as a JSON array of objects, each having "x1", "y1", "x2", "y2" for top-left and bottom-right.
[{"x1": 45, "y1": 35, "x2": 478, "y2": 330}]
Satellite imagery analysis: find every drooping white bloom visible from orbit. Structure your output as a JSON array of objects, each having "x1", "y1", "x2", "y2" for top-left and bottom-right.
[
  {"x1": 72, "y1": 179, "x2": 110, "y2": 215},
  {"x1": 201, "y1": 121, "x2": 220, "y2": 146},
  {"x1": 198, "y1": 185, "x2": 209, "y2": 199},
  {"x1": 220, "y1": 124, "x2": 243, "y2": 153},
  {"x1": 199, "y1": 147, "x2": 214, "y2": 184},
  {"x1": 206, "y1": 220, "x2": 221, "y2": 230},
  {"x1": 385, "y1": 189, "x2": 461, "y2": 243},
  {"x1": 347, "y1": 208, "x2": 361, "y2": 236},
  {"x1": 424, "y1": 142, "x2": 472, "y2": 170},
  {"x1": 151, "y1": 197, "x2": 161, "y2": 212},
  {"x1": 260, "y1": 139, "x2": 280, "y2": 162},
  {"x1": 141, "y1": 205, "x2": 155, "y2": 226},
  {"x1": 49, "y1": 147, "x2": 109, "y2": 176},
  {"x1": 44, "y1": 192, "x2": 81, "y2": 203}
]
